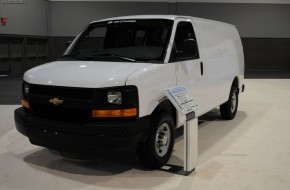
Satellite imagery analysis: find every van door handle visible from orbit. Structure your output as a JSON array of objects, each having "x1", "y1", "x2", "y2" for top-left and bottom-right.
[{"x1": 200, "y1": 62, "x2": 203, "y2": 75}]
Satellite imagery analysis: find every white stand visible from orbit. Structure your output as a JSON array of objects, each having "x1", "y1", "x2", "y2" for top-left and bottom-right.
[
  {"x1": 160, "y1": 111, "x2": 198, "y2": 176},
  {"x1": 184, "y1": 112, "x2": 198, "y2": 175},
  {"x1": 163, "y1": 86, "x2": 199, "y2": 176}
]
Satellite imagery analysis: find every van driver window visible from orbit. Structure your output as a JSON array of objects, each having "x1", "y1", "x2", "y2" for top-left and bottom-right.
[{"x1": 170, "y1": 22, "x2": 199, "y2": 62}]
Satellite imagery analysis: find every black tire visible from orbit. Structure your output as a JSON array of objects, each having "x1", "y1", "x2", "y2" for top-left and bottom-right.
[
  {"x1": 220, "y1": 85, "x2": 239, "y2": 120},
  {"x1": 136, "y1": 112, "x2": 175, "y2": 169}
]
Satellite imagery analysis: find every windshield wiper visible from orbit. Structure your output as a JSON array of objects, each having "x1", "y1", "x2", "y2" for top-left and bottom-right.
[
  {"x1": 139, "y1": 59, "x2": 162, "y2": 63},
  {"x1": 60, "y1": 54, "x2": 89, "y2": 61},
  {"x1": 91, "y1": 53, "x2": 136, "y2": 62}
]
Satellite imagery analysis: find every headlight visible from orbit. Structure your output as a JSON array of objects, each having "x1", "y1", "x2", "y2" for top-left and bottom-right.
[
  {"x1": 24, "y1": 84, "x2": 30, "y2": 95},
  {"x1": 107, "y1": 91, "x2": 122, "y2": 105}
]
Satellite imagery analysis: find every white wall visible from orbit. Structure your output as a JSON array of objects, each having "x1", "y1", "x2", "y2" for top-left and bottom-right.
[
  {"x1": 50, "y1": 1, "x2": 169, "y2": 36},
  {"x1": 0, "y1": 0, "x2": 50, "y2": 36},
  {"x1": 48, "y1": 0, "x2": 290, "y2": 4},
  {"x1": 177, "y1": 3, "x2": 290, "y2": 38},
  {"x1": 49, "y1": 2, "x2": 290, "y2": 38},
  {"x1": 1, "y1": 1, "x2": 290, "y2": 38}
]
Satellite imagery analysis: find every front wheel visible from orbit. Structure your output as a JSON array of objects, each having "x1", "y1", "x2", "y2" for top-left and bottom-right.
[
  {"x1": 136, "y1": 112, "x2": 175, "y2": 169},
  {"x1": 220, "y1": 85, "x2": 239, "y2": 120}
]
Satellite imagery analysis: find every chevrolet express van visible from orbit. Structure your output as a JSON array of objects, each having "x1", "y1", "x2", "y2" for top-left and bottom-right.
[{"x1": 15, "y1": 15, "x2": 244, "y2": 169}]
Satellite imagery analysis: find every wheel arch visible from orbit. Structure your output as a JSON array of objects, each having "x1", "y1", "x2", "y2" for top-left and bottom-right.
[
  {"x1": 150, "y1": 98, "x2": 177, "y2": 128},
  {"x1": 233, "y1": 76, "x2": 240, "y2": 93}
]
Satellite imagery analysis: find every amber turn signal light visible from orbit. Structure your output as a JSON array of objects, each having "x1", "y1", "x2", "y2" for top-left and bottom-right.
[
  {"x1": 22, "y1": 99, "x2": 30, "y2": 109},
  {"x1": 92, "y1": 108, "x2": 137, "y2": 118}
]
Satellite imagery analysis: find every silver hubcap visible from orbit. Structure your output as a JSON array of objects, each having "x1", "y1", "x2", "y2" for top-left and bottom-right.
[
  {"x1": 155, "y1": 123, "x2": 171, "y2": 157},
  {"x1": 231, "y1": 92, "x2": 237, "y2": 113}
]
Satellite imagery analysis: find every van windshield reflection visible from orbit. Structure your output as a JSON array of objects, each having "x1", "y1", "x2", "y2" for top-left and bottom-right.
[{"x1": 61, "y1": 19, "x2": 173, "y2": 63}]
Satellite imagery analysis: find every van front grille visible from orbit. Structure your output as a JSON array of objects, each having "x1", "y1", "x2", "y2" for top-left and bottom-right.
[
  {"x1": 30, "y1": 103, "x2": 91, "y2": 122},
  {"x1": 27, "y1": 84, "x2": 95, "y2": 122},
  {"x1": 29, "y1": 85, "x2": 94, "y2": 100}
]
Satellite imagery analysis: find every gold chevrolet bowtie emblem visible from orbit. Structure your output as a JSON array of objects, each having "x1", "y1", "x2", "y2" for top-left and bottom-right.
[{"x1": 49, "y1": 98, "x2": 63, "y2": 105}]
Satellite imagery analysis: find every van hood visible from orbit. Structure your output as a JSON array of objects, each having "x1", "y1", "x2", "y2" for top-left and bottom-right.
[{"x1": 24, "y1": 61, "x2": 150, "y2": 88}]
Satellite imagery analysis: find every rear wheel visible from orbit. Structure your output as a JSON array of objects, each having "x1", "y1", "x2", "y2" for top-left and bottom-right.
[
  {"x1": 136, "y1": 112, "x2": 175, "y2": 169},
  {"x1": 220, "y1": 85, "x2": 239, "y2": 120}
]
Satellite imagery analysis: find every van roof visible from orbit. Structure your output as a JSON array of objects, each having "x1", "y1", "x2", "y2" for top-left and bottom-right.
[
  {"x1": 91, "y1": 15, "x2": 235, "y2": 28},
  {"x1": 93, "y1": 15, "x2": 181, "y2": 22}
]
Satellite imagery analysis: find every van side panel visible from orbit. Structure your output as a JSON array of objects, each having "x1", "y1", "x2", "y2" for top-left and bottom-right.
[
  {"x1": 193, "y1": 18, "x2": 244, "y2": 112},
  {"x1": 126, "y1": 64, "x2": 177, "y2": 118},
  {"x1": 233, "y1": 27, "x2": 245, "y2": 91}
]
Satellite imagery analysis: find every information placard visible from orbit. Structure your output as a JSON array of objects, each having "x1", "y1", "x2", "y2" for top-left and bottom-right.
[
  {"x1": 164, "y1": 86, "x2": 199, "y2": 175},
  {"x1": 165, "y1": 86, "x2": 199, "y2": 115}
]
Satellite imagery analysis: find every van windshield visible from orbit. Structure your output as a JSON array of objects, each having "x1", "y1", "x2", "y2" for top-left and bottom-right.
[{"x1": 62, "y1": 19, "x2": 173, "y2": 63}]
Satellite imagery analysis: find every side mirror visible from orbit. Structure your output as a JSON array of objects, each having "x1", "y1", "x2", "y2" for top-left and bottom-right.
[
  {"x1": 175, "y1": 39, "x2": 198, "y2": 59},
  {"x1": 66, "y1": 41, "x2": 72, "y2": 47}
]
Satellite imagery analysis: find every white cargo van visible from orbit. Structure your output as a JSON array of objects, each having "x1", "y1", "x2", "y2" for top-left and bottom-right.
[{"x1": 15, "y1": 15, "x2": 244, "y2": 169}]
